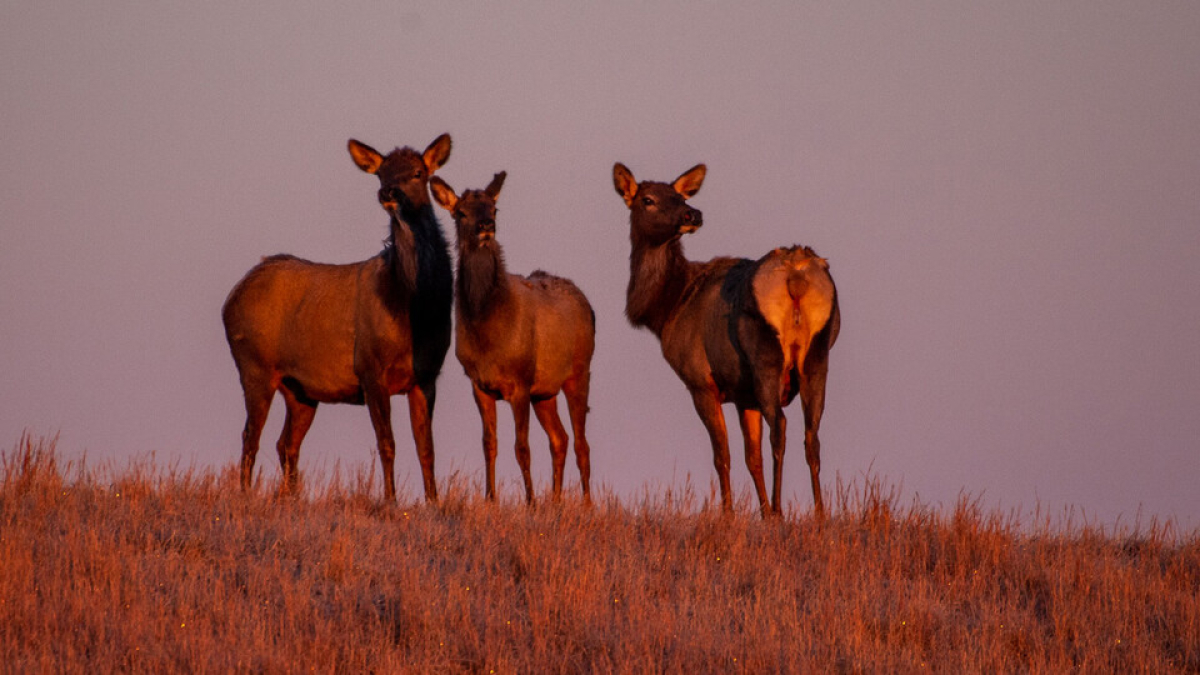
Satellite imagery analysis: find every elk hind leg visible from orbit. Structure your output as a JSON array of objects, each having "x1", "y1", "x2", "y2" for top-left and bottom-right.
[
  {"x1": 276, "y1": 385, "x2": 317, "y2": 496},
  {"x1": 737, "y1": 406, "x2": 770, "y2": 517},
  {"x1": 763, "y1": 404, "x2": 788, "y2": 517},
  {"x1": 800, "y1": 366, "x2": 830, "y2": 518},
  {"x1": 751, "y1": 364, "x2": 789, "y2": 517},
  {"x1": 562, "y1": 372, "x2": 592, "y2": 502},
  {"x1": 237, "y1": 371, "x2": 275, "y2": 492}
]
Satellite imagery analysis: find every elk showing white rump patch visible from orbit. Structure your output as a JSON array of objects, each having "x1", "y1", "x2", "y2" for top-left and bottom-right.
[
  {"x1": 752, "y1": 246, "x2": 835, "y2": 373},
  {"x1": 613, "y1": 162, "x2": 840, "y2": 517}
]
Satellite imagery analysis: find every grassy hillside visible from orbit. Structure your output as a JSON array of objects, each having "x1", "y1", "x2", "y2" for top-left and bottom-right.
[{"x1": 3, "y1": 434, "x2": 1198, "y2": 673}]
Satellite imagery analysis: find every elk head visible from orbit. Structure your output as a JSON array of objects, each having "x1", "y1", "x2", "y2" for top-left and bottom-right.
[
  {"x1": 430, "y1": 171, "x2": 507, "y2": 250},
  {"x1": 348, "y1": 133, "x2": 452, "y2": 216},
  {"x1": 612, "y1": 163, "x2": 706, "y2": 246}
]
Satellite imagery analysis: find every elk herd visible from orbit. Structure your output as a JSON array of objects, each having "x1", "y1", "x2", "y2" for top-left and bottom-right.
[{"x1": 223, "y1": 134, "x2": 839, "y2": 518}]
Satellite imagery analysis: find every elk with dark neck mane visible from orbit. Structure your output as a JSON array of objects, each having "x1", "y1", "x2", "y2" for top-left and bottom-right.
[
  {"x1": 613, "y1": 162, "x2": 839, "y2": 517},
  {"x1": 222, "y1": 134, "x2": 454, "y2": 501}
]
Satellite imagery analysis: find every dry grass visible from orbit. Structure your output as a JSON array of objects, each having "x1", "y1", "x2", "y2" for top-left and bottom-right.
[{"x1": 3, "y1": 433, "x2": 1198, "y2": 673}]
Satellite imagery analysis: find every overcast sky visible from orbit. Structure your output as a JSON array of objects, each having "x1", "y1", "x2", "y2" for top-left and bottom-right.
[{"x1": 3, "y1": 2, "x2": 1198, "y2": 529}]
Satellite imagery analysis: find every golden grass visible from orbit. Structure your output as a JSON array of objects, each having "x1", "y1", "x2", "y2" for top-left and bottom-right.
[{"x1": 3, "y1": 433, "x2": 1198, "y2": 673}]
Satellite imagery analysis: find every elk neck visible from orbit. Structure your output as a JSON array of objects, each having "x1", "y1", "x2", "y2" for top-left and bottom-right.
[
  {"x1": 383, "y1": 203, "x2": 453, "y2": 315},
  {"x1": 626, "y1": 236, "x2": 691, "y2": 336},
  {"x1": 456, "y1": 237, "x2": 511, "y2": 323}
]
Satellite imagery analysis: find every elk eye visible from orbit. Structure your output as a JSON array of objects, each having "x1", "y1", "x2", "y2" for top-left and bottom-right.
[
  {"x1": 414, "y1": 169, "x2": 424, "y2": 180},
  {"x1": 642, "y1": 196, "x2": 654, "y2": 207}
]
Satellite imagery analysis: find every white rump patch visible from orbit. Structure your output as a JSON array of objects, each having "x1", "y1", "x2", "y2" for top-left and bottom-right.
[{"x1": 752, "y1": 248, "x2": 835, "y2": 369}]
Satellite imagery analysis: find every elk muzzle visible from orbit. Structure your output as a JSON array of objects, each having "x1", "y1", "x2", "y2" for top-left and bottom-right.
[
  {"x1": 678, "y1": 208, "x2": 703, "y2": 234},
  {"x1": 475, "y1": 218, "x2": 496, "y2": 242},
  {"x1": 379, "y1": 187, "x2": 403, "y2": 214},
  {"x1": 380, "y1": 186, "x2": 429, "y2": 214}
]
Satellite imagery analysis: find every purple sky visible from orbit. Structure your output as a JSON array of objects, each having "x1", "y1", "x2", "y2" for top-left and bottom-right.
[{"x1": 3, "y1": 3, "x2": 1198, "y2": 529}]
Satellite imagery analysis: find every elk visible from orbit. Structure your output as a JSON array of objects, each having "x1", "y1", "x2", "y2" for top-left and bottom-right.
[
  {"x1": 612, "y1": 163, "x2": 840, "y2": 517},
  {"x1": 221, "y1": 134, "x2": 454, "y2": 501},
  {"x1": 430, "y1": 171, "x2": 595, "y2": 504}
]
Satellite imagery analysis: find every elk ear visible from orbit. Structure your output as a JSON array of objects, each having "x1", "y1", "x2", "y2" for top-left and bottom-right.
[
  {"x1": 348, "y1": 139, "x2": 383, "y2": 174},
  {"x1": 613, "y1": 163, "x2": 638, "y2": 208},
  {"x1": 423, "y1": 133, "x2": 452, "y2": 174},
  {"x1": 672, "y1": 164, "x2": 706, "y2": 199},
  {"x1": 485, "y1": 171, "x2": 507, "y2": 201},
  {"x1": 428, "y1": 176, "x2": 457, "y2": 211}
]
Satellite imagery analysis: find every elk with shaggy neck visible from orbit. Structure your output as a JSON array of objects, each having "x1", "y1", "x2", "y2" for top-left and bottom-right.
[
  {"x1": 613, "y1": 162, "x2": 839, "y2": 517},
  {"x1": 222, "y1": 134, "x2": 454, "y2": 501},
  {"x1": 431, "y1": 171, "x2": 595, "y2": 504}
]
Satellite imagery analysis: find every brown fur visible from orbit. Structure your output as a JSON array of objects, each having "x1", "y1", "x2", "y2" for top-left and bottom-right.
[
  {"x1": 613, "y1": 163, "x2": 840, "y2": 517},
  {"x1": 222, "y1": 135, "x2": 454, "y2": 501},
  {"x1": 431, "y1": 172, "x2": 596, "y2": 504}
]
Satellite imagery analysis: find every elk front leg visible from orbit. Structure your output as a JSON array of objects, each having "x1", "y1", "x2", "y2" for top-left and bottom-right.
[
  {"x1": 471, "y1": 382, "x2": 500, "y2": 501},
  {"x1": 510, "y1": 392, "x2": 536, "y2": 505},
  {"x1": 533, "y1": 398, "x2": 569, "y2": 501},
  {"x1": 407, "y1": 383, "x2": 439, "y2": 503},
  {"x1": 690, "y1": 388, "x2": 733, "y2": 512},
  {"x1": 365, "y1": 386, "x2": 398, "y2": 502}
]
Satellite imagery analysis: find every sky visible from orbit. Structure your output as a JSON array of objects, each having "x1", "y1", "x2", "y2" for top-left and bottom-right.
[{"x1": 3, "y1": 2, "x2": 1199, "y2": 529}]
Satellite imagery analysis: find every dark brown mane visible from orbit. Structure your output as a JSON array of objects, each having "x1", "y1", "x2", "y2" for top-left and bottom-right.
[
  {"x1": 625, "y1": 238, "x2": 690, "y2": 333},
  {"x1": 456, "y1": 239, "x2": 510, "y2": 322}
]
